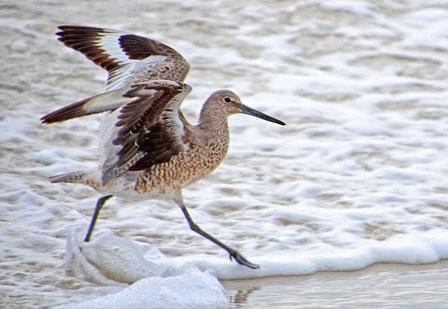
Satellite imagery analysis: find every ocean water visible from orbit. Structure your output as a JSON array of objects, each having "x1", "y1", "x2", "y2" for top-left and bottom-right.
[{"x1": 1, "y1": 0, "x2": 448, "y2": 308}]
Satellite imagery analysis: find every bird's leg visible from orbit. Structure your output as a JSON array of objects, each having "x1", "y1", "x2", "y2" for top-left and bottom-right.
[
  {"x1": 179, "y1": 204, "x2": 259, "y2": 269},
  {"x1": 84, "y1": 195, "x2": 113, "y2": 242}
]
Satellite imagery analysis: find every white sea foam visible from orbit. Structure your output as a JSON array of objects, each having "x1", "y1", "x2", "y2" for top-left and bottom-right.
[
  {"x1": 55, "y1": 266, "x2": 227, "y2": 309},
  {"x1": 2, "y1": 0, "x2": 448, "y2": 308}
]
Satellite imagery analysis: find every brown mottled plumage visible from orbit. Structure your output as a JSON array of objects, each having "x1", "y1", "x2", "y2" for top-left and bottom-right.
[{"x1": 42, "y1": 26, "x2": 285, "y2": 269}]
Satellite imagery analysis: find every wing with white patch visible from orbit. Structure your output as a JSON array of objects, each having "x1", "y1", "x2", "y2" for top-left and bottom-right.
[
  {"x1": 98, "y1": 80, "x2": 193, "y2": 185},
  {"x1": 40, "y1": 86, "x2": 142, "y2": 123},
  {"x1": 56, "y1": 25, "x2": 190, "y2": 90}
]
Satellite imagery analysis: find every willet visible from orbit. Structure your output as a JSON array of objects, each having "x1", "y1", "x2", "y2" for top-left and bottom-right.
[{"x1": 42, "y1": 26, "x2": 285, "y2": 269}]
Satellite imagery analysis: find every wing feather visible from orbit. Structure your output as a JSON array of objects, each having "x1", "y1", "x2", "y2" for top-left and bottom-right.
[
  {"x1": 56, "y1": 25, "x2": 190, "y2": 90},
  {"x1": 40, "y1": 85, "x2": 148, "y2": 123},
  {"x1": 99, "y1": 80, "x2": 192, "y2": 185}
]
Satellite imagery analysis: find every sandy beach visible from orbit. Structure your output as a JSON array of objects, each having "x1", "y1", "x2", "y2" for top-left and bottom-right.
[{"x1": 1, "y1": 0, "x2": 448, "y2": 308}]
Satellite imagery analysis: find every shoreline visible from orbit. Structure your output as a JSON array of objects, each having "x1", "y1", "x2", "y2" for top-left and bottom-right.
[{"x1": 223, "y1": 260, "x2": 448, "y2": 308}]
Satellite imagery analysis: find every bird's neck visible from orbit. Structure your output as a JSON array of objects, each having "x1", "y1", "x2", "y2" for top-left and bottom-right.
[{"x1": 198, "y1": 107, "x2": 229, "y2": 134}]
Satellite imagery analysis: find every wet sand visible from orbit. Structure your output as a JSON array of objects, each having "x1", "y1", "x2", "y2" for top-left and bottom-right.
[{"x1": 224, "y1": 261, "x2": 448, "y2": 308}]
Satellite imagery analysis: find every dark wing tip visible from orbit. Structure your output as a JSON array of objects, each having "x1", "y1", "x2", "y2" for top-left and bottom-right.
[
  {"x1": 40, "y1": 111, "x2": 61, "y2": 124},
  {"x1": 56, "y1": 25, "x2": 108, "y2": 41},
  {"x1": 56, "y1": 25, "x2": 97, "y2": 37},
  {"x1": 56, "y1": 24, "x2": 105, "y2": 32},
  {"x1": 55, "y1": 25, "x2": 122, "y2": 72},
  {"x1": 57, "y1": 25, "x2": 72, "y2": 31},
  {"x1": 40, "y1": 99, "x2": 90, "y2": 124},
  {"x1": 40, "y1": 109, "x2": 71, "y2": 124}
]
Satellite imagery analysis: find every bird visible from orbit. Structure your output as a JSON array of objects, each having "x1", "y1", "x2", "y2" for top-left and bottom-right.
[{"x1": 41, "y1": 25, "x2": 285, "y2": 269}]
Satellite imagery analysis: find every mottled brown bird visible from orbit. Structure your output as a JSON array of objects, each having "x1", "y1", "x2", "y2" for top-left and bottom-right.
[{"x1": 42, "y1": 26, "x2": 285, "y2": 269}]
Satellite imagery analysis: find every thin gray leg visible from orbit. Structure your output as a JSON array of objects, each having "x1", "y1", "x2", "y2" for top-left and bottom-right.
[
  {"x1": 179, "y1": 205, "x2": 259, "y2": 269},
  {"x1": 84, "y1": 195, "x2": 113, "y2": 242}
]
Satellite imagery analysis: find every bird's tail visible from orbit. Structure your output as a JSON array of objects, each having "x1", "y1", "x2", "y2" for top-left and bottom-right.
[
  {"x1": 49, "y1": 170, "x2": 88, "y2": 184},
  {"x1": 49, "y1": 168, "x2": 102, "y2": 190}
]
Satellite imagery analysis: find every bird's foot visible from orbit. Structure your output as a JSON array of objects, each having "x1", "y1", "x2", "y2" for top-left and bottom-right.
[{"x1": 229, "y1": 251, "x2": 259, "y2": 269}]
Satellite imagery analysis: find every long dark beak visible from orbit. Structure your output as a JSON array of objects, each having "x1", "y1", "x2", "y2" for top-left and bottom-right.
[{"x1": 241, "y1": 104, "x2": 286, "y2": 126}]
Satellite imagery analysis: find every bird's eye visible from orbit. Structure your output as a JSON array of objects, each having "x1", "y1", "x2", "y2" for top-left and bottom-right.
[{"x1": 223, "y1": 97, "x2": 231, "y2": 103}]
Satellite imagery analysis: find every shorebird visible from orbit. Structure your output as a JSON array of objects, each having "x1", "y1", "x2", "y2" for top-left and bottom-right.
[{"x1": 42, "y1": 26, "x2": 285, "y2": 269}]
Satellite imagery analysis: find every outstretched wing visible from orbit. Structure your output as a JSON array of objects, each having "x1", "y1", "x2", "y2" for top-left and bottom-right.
[
  {"x1": 42, "y1": 80, "x2": 192, "y2": 185},
  {"x1": 96, "y1": 80, "x2": 192, "y2": 185},
  {"x1": 40, "y1": 85, "x2": 141, "y2": 123},
  {"x1": 56, "y1": 25, "x2": 190, "y2": 90}
]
